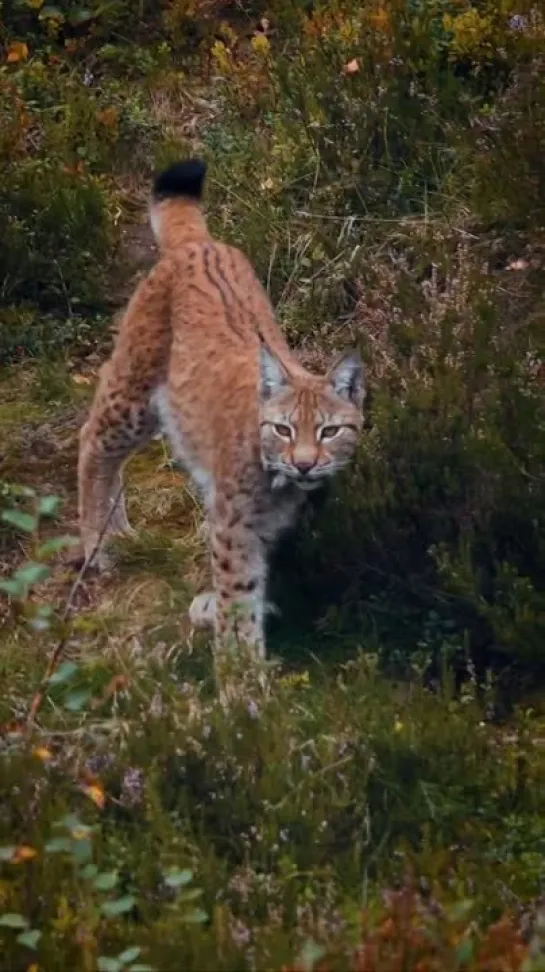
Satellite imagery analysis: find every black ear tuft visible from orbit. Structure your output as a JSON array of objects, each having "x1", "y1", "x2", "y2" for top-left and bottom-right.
[{"x1": 153, "y1": 159, "x2": 207, "y2": 202}]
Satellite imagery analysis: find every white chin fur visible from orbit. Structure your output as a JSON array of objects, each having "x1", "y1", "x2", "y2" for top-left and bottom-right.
[
  {"x1": 269, "y1": 471, "x2": 322, "y2": 492},
  {"x1": 271, "y1": 473, "x2": 289, "y2": 491}
]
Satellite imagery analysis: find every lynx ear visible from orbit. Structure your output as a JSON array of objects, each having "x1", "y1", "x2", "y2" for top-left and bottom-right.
[
  {"x1": 259, "y1": 345, "x2": 290, "y2": 401},
  {"x1": 328, "y1": 351, "x2": 365, "y2": 408}
]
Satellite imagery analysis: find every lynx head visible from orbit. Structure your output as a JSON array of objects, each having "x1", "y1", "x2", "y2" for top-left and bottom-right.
[{"x1": 259, "y1": 346, "x2": 365, "y2": 490}]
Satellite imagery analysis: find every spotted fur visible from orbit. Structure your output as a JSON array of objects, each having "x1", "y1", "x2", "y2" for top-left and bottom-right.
[{"x1": 78, "y1": 159, "x2": 365, "y2": 657}]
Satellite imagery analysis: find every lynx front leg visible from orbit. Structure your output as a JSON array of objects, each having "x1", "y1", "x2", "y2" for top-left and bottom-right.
[
  {"x1": 208, "y1": 495, "x2": 268, "y2": 658},
  {"x1": 188, "y1": 591, "x2": 279, "y2": 629}
]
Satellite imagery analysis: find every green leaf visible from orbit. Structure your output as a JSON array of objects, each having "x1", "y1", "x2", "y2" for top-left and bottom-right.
[
  {"x1": 101, "y1": 896, "x2": 136, "y2": 918},
  {"x1": 0, "y1": 846, "x2": 16, "y2": 861},
  {"x1": 129, "y1": 966, "x2": 154, "y2": 971},
  {"x1": 37, "y1": 535, "x2": 78, "y2": 558},
  {"x1": 93, "y1": 871, "x2": 119, "y2": 891},
  {"x1": 1, "y1": 510, "x2": 37, "y2": 533},
  {"x1": 28, "y1": 605, "x2": 54, "y2": 632},
  {"x1": 45, "y1": 837, "x2": 71, "y2": 853},
  {"x1": 1, "y1": 484, "x2": 35, "y2": 499},
  {"x1": 118, "y1": 947, "x2": 141, "y2": 964},
  {"x1": 447, "y1": 899, "x2": 474, "y2": 922},
  {"x1": 15, "y1": 562, "x2": 50, "y2": 588},
  {"x1": 0, "y1": 579, "x2": 23, "y2": 597},
  {"x1": 38, "y1": 495, "x2": 62, "y2": 517},
  {"x1": 82, "y1": 863, "x2": 98, "y2": 879},
  {"x1": 455, "y1": 937, "x2": 475, "y2": 965},
  {"x1": 49, "y1": 661, "x2": 78, "y2": 686},
  {"x1": 179, "y1": 887, "x2": 202, "y2": 902},
  {"x1": 297, "y1": 940, "x2": 326, "y2": 972},
  {"x1": 182, "y1": 908, "x2": 208, "y2": 924},
  {"x1": 164, "y1": 868, "x2": 193, "y2": 888},
  {"x1": 16, "y1": 928, "x2": 41, "y2": 949},
  {"x1": 39, "y1": 5, "x2": 65, "y2": 20},
  {"x1": 0, "y1": 913, "x2": 29, "y2": 929},
  {"x1": 72, "y1": 838, "x2": 93, "y2": 865},
  {"x1": 57, "y1": 813, "x2": 87, "y2": 832},
  {"x1": 64, "y1": 688, "x2": 92, "y2": 712},
  {"x1": 97, "y1": 959, "x2": 122, "y2": 972},
  {"x1": 98, "y1": 43, "x2": 118, "y2": 58},
  {"x1": 69, "y1": 7, "x2": 94, "y2": 24}
]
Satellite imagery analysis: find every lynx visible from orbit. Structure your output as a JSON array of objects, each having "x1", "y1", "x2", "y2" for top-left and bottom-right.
[{"x1": 78, "y1": 159, "x2": 365, "y2": 657}]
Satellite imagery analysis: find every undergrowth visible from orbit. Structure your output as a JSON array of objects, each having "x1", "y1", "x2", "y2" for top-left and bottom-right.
[{"x1": 1, "y1": 0, "x2": 545, "y2": 968}]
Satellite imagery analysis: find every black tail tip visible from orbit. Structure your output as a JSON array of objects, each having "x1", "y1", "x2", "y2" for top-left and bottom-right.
[{"x1": 153, "y1": 159, "x2": 207, "y2": 203}]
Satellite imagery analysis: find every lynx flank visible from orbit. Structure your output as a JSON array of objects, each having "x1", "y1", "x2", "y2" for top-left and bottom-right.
[{"x1": 78, "y1": 159, "x2": 365, "y2": 657}]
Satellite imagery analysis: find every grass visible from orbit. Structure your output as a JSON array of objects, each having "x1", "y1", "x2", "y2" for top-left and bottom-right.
[
  {"x1": 1, "y1": 0, "x2": 545, "y2": 968},
  {"x1": 1, "y1": 363, "x2": 544, "y2": 971}
]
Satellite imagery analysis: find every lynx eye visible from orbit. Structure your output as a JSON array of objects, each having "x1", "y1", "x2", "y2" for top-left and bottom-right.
[
  {"x1": 274, "y1": 423, "x2": 292, "y2": 439},
  {"x1": 320, "y1": 425, "x2": 341, "y2": 440}
]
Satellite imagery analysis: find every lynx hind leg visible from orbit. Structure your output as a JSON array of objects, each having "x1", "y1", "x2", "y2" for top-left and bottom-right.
[{"x1": 78, "y1": 403, "x2": 158, "y2": 569}]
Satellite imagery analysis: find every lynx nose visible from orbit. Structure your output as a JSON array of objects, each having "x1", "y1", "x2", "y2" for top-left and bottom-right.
[{"x1": 295, "y1": 459, "x2": 316, "y2": 476}]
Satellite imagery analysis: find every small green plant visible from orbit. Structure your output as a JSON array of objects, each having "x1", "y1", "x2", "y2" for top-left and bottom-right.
[
  {"x1": 1, "y1": 485, "x2": 77, "y2": 630},
  {"x1": 0, "y1": 812, "x2": 158, "y2": 971}
]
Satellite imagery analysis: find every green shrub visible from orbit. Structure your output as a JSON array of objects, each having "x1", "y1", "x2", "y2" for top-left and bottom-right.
[
  {"x1": 202, "y1": 7, "x2": 545, "y2": 675},
  {"x1": 0, "y1": 643, "x2": 543, "y2": 969},
  {"x1": 0, "y1": 46, "x2": 173, "y2": 361},
  {"x1": 2, "y1": 0, "x2": 545, "y2": 668}
]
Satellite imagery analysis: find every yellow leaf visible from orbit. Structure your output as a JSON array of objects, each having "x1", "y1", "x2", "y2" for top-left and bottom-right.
[
  {"x1": 81, "y1": 783, "x2": 106, "y2": 810},
  {"x1": 26, "y1": 0, "x2": 44, "y2": 8},
  {"x1": 27, "y1": 965, "x2": 39, "y2": 972},
  {"x1": 280, "y1": 670, "x2": 310, "y2": 689},
  {"x1": 12, "y1": 845, "x2": 38, "y2": 863},
  {"x1": 33, "y1": 745, "x2": 53, "y2": 762},
  {"x1": 63, "y1": 161, "x2": 86, "y2": 176},
  {"x1": 71, "y1": 825, "x2": 91, "y2": 840},
  {"x1": 6, "y1": 41, "x2": 29, "y2": 63},
  {"x1": 251, "y1": 33, "x2": 270, "y2": 56},
  {"x1": 371, "y1": 6, "x2": 390, "y2": 32},
  {"x1": 98, "y1": 107, "x2": 119, "y2": 128},
  {"x1": 211, "y1": 40, "x2": 232, "y2": 73}
]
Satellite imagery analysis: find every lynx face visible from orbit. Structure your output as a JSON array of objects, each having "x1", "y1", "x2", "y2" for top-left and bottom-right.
[{"x1": 259, "y1": 347, "x2": 365, "y2": 490}]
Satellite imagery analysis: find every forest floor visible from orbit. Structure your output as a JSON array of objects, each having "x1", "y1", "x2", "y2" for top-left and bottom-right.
[
  {"x1": 1, "y1": 3, "x2": 545, "y2": 970},
  {"x1": 1, "y1": 252, "x2": 544, "y2": 972}
]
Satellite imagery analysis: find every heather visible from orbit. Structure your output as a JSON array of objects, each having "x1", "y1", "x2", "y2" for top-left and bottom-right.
[{"x1": 1, "y1": 2, "x2": 544, "y2": 969}]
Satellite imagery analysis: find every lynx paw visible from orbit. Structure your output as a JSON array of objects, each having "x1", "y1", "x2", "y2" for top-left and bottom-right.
[
  {"x1": 189, "y1": 591, "x2": 216, "y2": 628},
  {"x1": 188, "y1": 592, "x2": 280, "y2": 630},
  {"x1": 68, "y1": 543, "x2": 113, "y2": 573}
]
